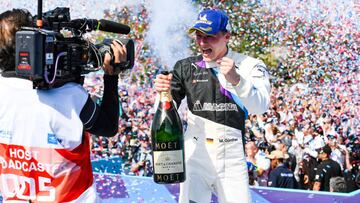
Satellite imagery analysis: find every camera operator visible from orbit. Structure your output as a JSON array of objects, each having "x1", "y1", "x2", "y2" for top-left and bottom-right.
[{"x1": 0, "y1": 9, "x2": 127, "y2": 202}]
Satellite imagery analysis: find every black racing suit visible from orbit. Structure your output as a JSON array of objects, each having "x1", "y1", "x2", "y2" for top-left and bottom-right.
[{"x1": 168, "y1": 49, "x2": 271, "y2": 203}]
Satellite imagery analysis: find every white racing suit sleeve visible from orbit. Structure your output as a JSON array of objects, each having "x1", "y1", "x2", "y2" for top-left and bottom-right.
[{"x1": 233, "y1": 60, "x2": 271, "y2": 115}]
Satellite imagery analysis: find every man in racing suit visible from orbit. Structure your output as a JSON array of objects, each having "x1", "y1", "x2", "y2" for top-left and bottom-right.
[
  {"x1": 154, "y1": 9, "x2": 270, "y2": 203},
  {"x1": 0, "y1": 9, "x2": 127, "y2": 202}
]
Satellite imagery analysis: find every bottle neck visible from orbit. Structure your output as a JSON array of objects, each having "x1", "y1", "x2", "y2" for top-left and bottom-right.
[
  {"x1": 160, "y1": 91, "x2": 172, "y2": 102},
  {"x1": 160, "y1": 91, "x2": 172, "y2": 110}
]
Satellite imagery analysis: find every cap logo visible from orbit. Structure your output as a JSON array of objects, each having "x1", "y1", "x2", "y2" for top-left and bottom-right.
[{"x1": 196, "y1": 14, "x2": 213, "y2": 25}]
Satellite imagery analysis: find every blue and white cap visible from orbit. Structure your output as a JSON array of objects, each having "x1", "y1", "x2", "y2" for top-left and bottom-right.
[{"x1": 188, "y1": 9, "x2": 229, "y2": 35}]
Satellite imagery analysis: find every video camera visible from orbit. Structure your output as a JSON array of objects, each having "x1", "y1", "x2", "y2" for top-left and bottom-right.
[{"x1": 15, "y1": 2, "x2": 134, "y2": 89}]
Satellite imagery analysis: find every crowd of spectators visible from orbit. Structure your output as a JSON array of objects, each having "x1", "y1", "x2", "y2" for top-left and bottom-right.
[{"x1": 83, "y1": 0, "x2": 359, "y2": 193}]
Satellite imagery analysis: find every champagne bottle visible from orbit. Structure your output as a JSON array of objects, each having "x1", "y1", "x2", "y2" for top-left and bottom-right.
[{"x1": 151, "y1": 71, "x2": 186, "y2": 184}]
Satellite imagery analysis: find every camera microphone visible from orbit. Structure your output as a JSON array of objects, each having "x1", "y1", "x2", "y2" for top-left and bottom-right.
[
  {"x1": 97, "y1": 19, "x2": 130, "y2": 34},
  {"x1": 70, "y1": 19, "x2": 130, "y2": 34}
]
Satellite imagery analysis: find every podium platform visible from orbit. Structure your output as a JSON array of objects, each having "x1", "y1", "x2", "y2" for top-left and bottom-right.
[
  {"x1": 92, "y1": 173, "x2": 360, "y2": 203},
  {"x1": 90, "y1": 157, "x2": 360, "y2": 203}
]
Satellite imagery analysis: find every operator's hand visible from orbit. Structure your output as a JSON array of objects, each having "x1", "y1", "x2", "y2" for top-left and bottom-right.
[
  {"x1": 217, "y1": 57, "x2": 240, "y2": 86},
  {"x1": 103, "y1": 40, "x2": 127, "y2": 75},
  {"x1": 154, "y1": 73, "x2": 172, "y2": 93}
]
